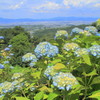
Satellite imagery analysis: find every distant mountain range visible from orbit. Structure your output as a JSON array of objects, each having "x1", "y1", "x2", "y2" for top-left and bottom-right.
[{"x1": 0, "y1": 17, "x2": 98, "y2": 24}]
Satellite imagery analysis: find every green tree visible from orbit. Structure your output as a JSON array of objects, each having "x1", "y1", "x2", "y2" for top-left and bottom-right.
[{"x1": 9, "y1": 33, "x2": 31, "y2": 65}]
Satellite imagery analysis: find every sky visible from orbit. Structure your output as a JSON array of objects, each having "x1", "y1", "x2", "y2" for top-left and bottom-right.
[{"x1": 0, "y1": 0, "x2": 100, "y2": 19}]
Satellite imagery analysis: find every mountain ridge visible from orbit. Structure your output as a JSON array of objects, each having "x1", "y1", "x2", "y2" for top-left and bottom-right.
[{"x1": 0, "y1": 17, "x2": 98, "y2": 24}]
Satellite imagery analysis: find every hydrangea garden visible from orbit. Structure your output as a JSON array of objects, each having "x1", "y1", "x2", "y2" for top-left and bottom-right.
[{"x1": 0, "y1": 19, "x2": 100, "y2": 100}]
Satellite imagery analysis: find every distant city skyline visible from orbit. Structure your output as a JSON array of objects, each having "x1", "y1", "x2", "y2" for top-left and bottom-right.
[{"x1": 0, "y1": 0, "x2": 100, "y2": 19}]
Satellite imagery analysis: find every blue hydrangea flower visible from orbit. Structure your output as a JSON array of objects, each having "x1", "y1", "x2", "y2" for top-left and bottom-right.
[
  {"x1": 3, "y1": 61, "x2": 9, "y2": 64},
  {"x1": 54, "y1": 30, "x2": 68, "y2": 39},
  {"x1": 10, "y1": 66, "x2": 14, "y2": 69},
  {"x1": 52, "y1": 72, "x2": 78, "y2": 90},
  {"x1": 22, "y1": 53, "x2": 38, "y2": 62},
  {"x1": 84, "y1": 26, "x2": 98, "y2": 35},
  {"x1": 29, "y1": 60, "x2": 37, "y2": 67},
  {"x1": 0, "y1": 81, "x2": 14, "y2": 94},
  {"x1": 0, "y1": 64, "x2": 4, "y2": 69},
  {"x1": 79, "y1": 30, "x2": 92, "y2": 36},
  {"x1": 70, "y1": 27, "x2": 84, "y2": 36},
  {"x1": 63, "y1": 43, "x2": 79, "y2": 51},
  {"x1": 0, "y1": 36, "x2": 4, "y2": 39},
  {"x1": 0, "y1": 94, "x2": 4, "y2": 98},
  {"x1": 6, "y1": 56, "x2": 11, "y2": 59},
  {"x1": 44, "y1": 66, "x2": 57, "y2": 80},
  {"x1": 8, "y1": 45, "x2": 12, "y2": 48},
  {"x1": 89, "y1": 45, "x2": 100, "y2": 58},
  {"x1": 30, "y1": 87, "x2": 35, "y2": 91},
  {"x1": 44, "y1": 63, "x2": 65, "y2": 80},
  {"x1": 11, "y1": 73, "x2": 24, "y2": 80},
  {"x1": 9, "y1": 53, "x2": 14, "y2": 56},
  {"x1": 34, "y1": 42, "x2": 59, "y2": 58},
  {"x1": 95, "y1": 33, "x2": 100, "y2": 36},
  {"x1": 74, "y1": 48, "x2": 89, "y2": 57},
  {"x1": 12, "y1": 79, "x2": 24, "y2": 90},
  {"x1": 4, "y1": 48, "x2": 10, "y2": 51}
]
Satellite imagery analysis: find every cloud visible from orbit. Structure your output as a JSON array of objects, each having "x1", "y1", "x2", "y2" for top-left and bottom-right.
[
  {"x1": 32, "y1": 1, "x2": 61, "y2": 13},
  {"x1": 63, "y1": 0, "x2": 100, "y2": 8},
  {"x1": 94, "y1": 3, "x2": 100, "y2": 7},
  {"x1": 9, "y1": 1, "x2": 24, "y2": 10},
  {"x1": 0, "y1": 0, "x2": 25, "y2": 10}
]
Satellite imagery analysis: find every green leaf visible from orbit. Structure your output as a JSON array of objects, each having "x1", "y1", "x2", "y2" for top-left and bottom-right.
[
  {"x1": 69, "y1": 84, "x2": 82, "y2": 95},
  {"x1": 39, "y1": 86, "x2": 53, "y2": 92},
  {"x1": 25, "y1": 83, "x2": 35, "y2": 91},
  {"x1": 31, "y1": 71, "x2": 41, "y2": 79},
  {"x1": 15, "y1": 97, "x2": 30, "y2": 100},
  {"x1": 91, "y1": 41, "x2": 99, "y2": 45},
  {"x1": 51, "y1": 59, "x2": 61, "y2": 64},
  {"x1": 0, "y1": 69, "x2": 3, "y2": 74},
  {"x1": 43, "y1": 94, "x2": 48, "y2": 99},
  {"x1": 47, "y1": 93, "x2": 58, "y2": 100},
  {"x1": 82, "y1": 55, "x2": 91, "y2": 66},
  {"x1": 0, "y1": 96, "x2": 4, "y2": 100},
  {"x1": 34, "y1": 92, "x2": 44, "y2": 100},
  {"x1": 82, "y1": 69, "x2": 97, "y2": 76},
  {"x1": 53, "y1": 63, "x2": 66, "y2": 70},
  {"x1": 89, "y1": 90, "x2": 100, "y2": 100},
  {"x1": 91, "y1": 76, "x2": 100, "y2": 85}
]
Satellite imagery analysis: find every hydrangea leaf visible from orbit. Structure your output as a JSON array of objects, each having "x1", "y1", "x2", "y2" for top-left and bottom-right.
[
  {"x1": 82, "y1": 69, "x2": 97, "y2": 77},
  {"x1": 82, "y1": 55, "x2": 91, "y2": 66},
  {"x1": 0, "y1": 69, "x2": 3, "y2": 74},
  {"x1": 47, "y1": 92, "x2": 58, "y2": 100},
  {"x1": 91, "y1": 76, "x2": 100, "y2": 85},
  {"x1": 51, "y1": 59, "x2": 62, "y2": 64},
  {"x1": 31, "y1": 71, "x2": 41, "y2": 79},
  {"x1": 89, "y1": 90, "x2": 100, "y2": 100},
  {"x1": 39, "y1": 86, "x2": 53, "y2": 92},
  {"x1": 53, "y1": 63, "x2": 66, "y2": 70},
  {"x1": 91, "y1": 41, "x2": 99, "y2": 45},
  {"x1": 34, "y1": 91, "x2": 44, "y2": 100},
  {"x1": 15, "y1": 97, "x2": 30, "y2": 100}
]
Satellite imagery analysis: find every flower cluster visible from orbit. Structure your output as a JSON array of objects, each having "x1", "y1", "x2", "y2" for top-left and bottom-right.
[
  {"x1": 22, "y1": 53, "x2": 37, "y2": 62},
  {"x1": 74, "y1": 48, "x2": 89, "y2": 57},
  {"x1": 54, "y1": 30, "x2": 68, "y2": 39},
  {"x1": 0, "y1": 64, "x2": 4, "y2": 69},
  {"x1": 11, "y1": 78, "x2": 25, "y2": 90},
  {"x1": 8, "y1": 45, "x2": 12, "y2": 48},
  {"x1": 79, "y1": 31, "x2": 92, "y2": 36},
  {"x1": 22, "y1": 53, "x2": 38, "y2": 67},
  {"x1": 0, "y1": 81, "x2": 14, "y2": 94},
  {"x1": 95, "y1": 33, "x2": 100, "y2": 36},
  {"x1": 0, "y1": 36, "x2": 4, "y2": 39},
  {"x1": 44, "y1": 66, "x2": 57, "y2": 80},
  {"x1": 11, "y1": 73, "x2": 24, "y2": 80},
  {"x1": 63, "y1": 43, "x2": 79, "y2": 51},
  {"x1": 52, "y1": 72, "x2": 78, "y2": 90},
  {"x1": 3, "y1": 61, "x2": 9, "y2": 64},
  {"x1": 0, "y1": 79, "x2": 25, "y2": 97},
  {"x1": 84, "y1": 26, "x2": 98, "y2": 35},
  {"x1": 44, "y1": 63, "x2": 65, "y2": 80},
  {"x1": 4, "y1": 47, "x2": 10, "y2": 51},
  {"x1": 70, "y1": 27, "x2": 84, "y2": 36},
  {"x1": 89, "y1": 45, "x2": 100, "y2": 58},
  {"x1": 34, "y1": 42, "x2": 59, "y2": 58}
]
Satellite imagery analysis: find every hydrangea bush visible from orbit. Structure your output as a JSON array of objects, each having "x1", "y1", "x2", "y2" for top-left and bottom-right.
[
  {"x1": 63, "y1": 43, "x2": 79, "y2": 51},
  {"x1": 34, "y1": 42, "x2": 59, "y2": 58},
  {"x1": 52, "y1": 72, "x2": 78, "y2": 90},
  {"x1": 54, "y1": 30, "x2": 68, "y2": 39},
  {"x1": 84, "y1": 26, "x2": 98, "y2": 35},
  {"x1": 0, "y1": 23, "x2": 100, "y2": 100},
  {"x1": 70, "y1": 27, "x2": 84, "y2": 36}
]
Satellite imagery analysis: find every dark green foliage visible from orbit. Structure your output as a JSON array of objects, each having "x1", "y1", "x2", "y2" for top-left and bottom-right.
[{"x1": 9, "y1": 33, "x2": 31, "y2": 65}]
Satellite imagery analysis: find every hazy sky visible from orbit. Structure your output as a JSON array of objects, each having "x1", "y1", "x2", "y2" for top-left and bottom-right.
[{"x1": 0, "y1": 0, "x2": 100, "y2": 19}]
